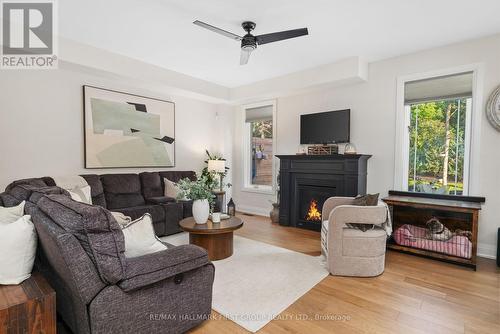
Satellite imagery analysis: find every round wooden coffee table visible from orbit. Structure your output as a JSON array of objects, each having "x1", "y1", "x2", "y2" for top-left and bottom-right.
[{"x1": 179, "y1": 216, "x2": 243, "y2": 261}]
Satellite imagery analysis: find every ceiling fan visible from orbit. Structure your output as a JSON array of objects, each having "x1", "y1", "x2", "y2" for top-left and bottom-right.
[{"x1": 193, "y1": 20, "x2": 308, "y2": 65}]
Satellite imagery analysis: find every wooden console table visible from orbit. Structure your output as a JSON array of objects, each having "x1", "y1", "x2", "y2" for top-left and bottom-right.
[
  {"x1": 0, "y1": 272, "x2": 56, "y2": 333},
  {"x1": 383, "y1": 191, "x2": 484, "y2": 270}
]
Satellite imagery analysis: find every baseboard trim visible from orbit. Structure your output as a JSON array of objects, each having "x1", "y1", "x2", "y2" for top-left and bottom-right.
[
  {"x1": 238, "y1": 204, "x2": 269, "y2": 217},
  {"x1": 477, "y1": 243, "x2": 497, "y2": 260}
]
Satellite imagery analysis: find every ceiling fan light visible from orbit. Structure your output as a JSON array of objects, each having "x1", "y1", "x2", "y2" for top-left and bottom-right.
[{"x1": 242, "y1": 45, "x2": 255, "y2": 52}]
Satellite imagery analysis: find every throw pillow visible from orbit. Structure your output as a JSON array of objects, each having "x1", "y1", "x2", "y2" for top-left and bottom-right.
[
  {"x1": 164, "y1": 178, "x2": 182, "y2": 199},
  {"x1": 0, "y1": 215, "x2": 37, "y2": 284},
  {"x1": 111, "y1": 211, "x2": 132, "y2": 227},
  {"x1": 352, "y1": 193, "x2": 380, "y2": 206},
  {"x1": 346, "y1": 193, "x2": 380, "y2": 232},
  {"x1": 121, "y1": 213, "x2": 167, "y2": 258},
  {"x1": 0, "y1": 201, "x2": 25, "y2": 224},
  {"x1": 67, "y1": 185, "x2": 92, "y2": 205}
]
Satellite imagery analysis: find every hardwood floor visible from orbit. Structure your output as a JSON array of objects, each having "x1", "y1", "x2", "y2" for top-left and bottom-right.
[{"x1": 190, "y1": 213, "x2": 500, "y2": 334}]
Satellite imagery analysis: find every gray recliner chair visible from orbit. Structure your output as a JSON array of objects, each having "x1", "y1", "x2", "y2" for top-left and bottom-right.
[
  {"x1": 322, "y1": 197, "x2": 388, "y2": 277},
  {"x1": 1, "y1": 183, "x2": 215, "y2": 334}
]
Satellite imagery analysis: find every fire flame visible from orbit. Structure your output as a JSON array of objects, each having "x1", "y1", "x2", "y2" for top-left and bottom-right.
[{"x1": 305, "y1": 199, "x2": 322, "y2": 222}]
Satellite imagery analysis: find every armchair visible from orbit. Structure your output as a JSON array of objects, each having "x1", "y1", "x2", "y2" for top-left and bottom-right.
[{"x1": 322, "y1": 197, "x2": 387, "y2": 277}]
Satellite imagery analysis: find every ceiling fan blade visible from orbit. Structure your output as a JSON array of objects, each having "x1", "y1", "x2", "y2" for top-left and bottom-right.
[
  {"x1": 240, "y1": 49, "x2": 251, "y2": 65},
  {"x1": 256, "y1": 28, "x2": 308, "y2": 45},
  {"x1": 193, "y1": 20, "x2": 242, "y2": 41}
]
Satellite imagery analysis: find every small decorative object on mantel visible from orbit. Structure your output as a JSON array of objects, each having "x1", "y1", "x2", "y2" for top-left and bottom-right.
[
  {"x1": 307, "y1": 144, "x2": 338, "y2": 155},
  {"x1": 344, "y1": 143, "x2": 357, "y2": 155},
  {"x1": 227, "y1": 198, "x2": 236, "y2": 216},
  {"x1": 296, "y1": 146, "x2": 307, "y2": 155},
  {"x1": 486, "y1": 84, "x2": 500, "y2": 131}
]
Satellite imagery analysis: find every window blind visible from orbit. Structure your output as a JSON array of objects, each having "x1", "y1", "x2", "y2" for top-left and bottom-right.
[
  {"x1": 404, "y1": 72, "x2": 473, "y2": 105},
  {"x1": 245, "y1": 105, "x2": 273, "y2": 122}
]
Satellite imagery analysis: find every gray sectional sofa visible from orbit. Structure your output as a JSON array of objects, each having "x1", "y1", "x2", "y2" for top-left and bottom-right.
[
  {"x1": 0, "y1": 172, "x2": 215, "y2": 334},
  {"x1": 3, "y1": 171, "x2": 196, "y2": 237}
]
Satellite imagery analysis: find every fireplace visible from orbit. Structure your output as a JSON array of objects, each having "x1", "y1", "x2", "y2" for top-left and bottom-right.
[
  {"x1": 277, "y1": 154, "x2": 371, "y2": 231},
  {"x1": 296, "y1": 185, "x2": 338, "y2": 230}
]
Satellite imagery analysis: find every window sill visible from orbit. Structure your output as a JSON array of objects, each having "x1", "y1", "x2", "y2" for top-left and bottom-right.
[{"x1": 241, "y1": 186, "x2": 274, "y2": 195}]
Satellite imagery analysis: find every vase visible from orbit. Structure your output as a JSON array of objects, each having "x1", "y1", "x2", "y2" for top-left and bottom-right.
[
  {"x1": 270, "y1": 203, "x2": 279, "y2": 224},
  {"x1": 192, "y1": 199, "x2": 209, "y2": 224}
]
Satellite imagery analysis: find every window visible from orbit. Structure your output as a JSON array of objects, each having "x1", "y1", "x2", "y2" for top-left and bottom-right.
[
  {"x1": 403, "y1": 72, "x2": 473, "y2": 195},
  {"x1": 243, "y1": 102, "x2": 276, "y2": 192}
]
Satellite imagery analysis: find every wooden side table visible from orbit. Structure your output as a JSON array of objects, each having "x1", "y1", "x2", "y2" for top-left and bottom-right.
[{"x1": 0, "y1": 272, "x2": 56, "y2": 334}]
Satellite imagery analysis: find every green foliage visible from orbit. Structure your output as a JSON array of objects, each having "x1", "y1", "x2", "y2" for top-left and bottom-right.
[
  {"x1": 408, "y1": 99, "x2": 467, "y2": 193},
  {"x1": 176, "y1": 175, "x2": 214, "y2": 206},
  {"x1": 252, "y1": 120, "x2": 273, "y2": 139},
  {"x1": 200, "y1": 150, "x2": 232, "y2": 190}
]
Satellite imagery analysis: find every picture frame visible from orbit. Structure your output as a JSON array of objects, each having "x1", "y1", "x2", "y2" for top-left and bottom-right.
[{"x1": 83, "y1": 85, "x2": 175, "y2": 168}]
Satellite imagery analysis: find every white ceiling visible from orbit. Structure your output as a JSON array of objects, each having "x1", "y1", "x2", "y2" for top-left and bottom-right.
[{"x1": 59, "y1": 0, "x2": 500, "y2": 88}]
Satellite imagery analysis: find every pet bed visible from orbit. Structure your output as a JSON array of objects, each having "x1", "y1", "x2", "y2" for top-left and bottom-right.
[{"x1": 393, "y1": 224, "x2": 472, "y2": 259}]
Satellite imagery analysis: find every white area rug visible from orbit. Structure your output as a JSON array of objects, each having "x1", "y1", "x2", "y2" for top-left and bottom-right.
[{"x1": 161, "y1": 233, "x2": 328, "y2": 332}]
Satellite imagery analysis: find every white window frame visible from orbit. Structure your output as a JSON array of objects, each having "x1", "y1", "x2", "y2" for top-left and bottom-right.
[
  {"x1": 394, "y1": 64, "x2": 484, "y2": 195},
  {"x1": 242, "y1": 100, "x2": 277, "y2": 194}
]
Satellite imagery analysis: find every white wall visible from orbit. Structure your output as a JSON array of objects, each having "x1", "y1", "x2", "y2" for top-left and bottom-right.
[
  {"x1": 233, "y1": 34, "x2": 500, "y2": 258},
  {"x1": 0, "y1": 64, "x2": 234, "y2": 194}
]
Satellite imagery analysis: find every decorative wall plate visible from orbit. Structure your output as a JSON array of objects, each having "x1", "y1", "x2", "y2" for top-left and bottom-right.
[{"x1": 486, "y1": 85, "x2": 500, "y2": 131}]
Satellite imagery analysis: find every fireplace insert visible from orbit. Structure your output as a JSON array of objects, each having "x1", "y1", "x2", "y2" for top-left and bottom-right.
[{"x1": 296, "y1": 185, "x2": 338, "y2": 230}]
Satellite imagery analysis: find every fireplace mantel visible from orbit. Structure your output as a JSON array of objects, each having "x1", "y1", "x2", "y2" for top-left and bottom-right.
[{"x1": 276, "y1": 154, "x2": 371, "y2": 231}]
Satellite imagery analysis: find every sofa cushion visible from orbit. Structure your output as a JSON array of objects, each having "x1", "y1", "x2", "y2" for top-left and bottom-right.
[
  {"x1": 114, "y1": 205, "x2": 165, "y2": 223},
  {"x1": 121, "y1": 213, "x2": 167, "y2": 258},
  {"x1": 101, "y1": 174, "x2": 145, "y2": 209},
  {"x1": 35, "y1": 194, "x2": 126, "y2": 285},
  {"x1": 0, "y1": 215, "x2": 37, "y2": 284},
  {"x1": 147, "y1": 196, "x2": 175, "y2": 205},
  {"x1": 114, "y1": 205, "x2": 167, "y2": 236},
  {"x1": 81, "y1": 174, "x2": 107, "y2": 208},
  {"x1": 139, "y1": 172, "x2": 163, "y2": 199},
  {"x1": 0, "y1": 200, "x2": 25, "y2": 224}
]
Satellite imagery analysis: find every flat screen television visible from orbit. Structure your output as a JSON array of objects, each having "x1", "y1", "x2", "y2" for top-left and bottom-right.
[{"x1": 300, "y1": 109, "x2": 350, "y2": 144}]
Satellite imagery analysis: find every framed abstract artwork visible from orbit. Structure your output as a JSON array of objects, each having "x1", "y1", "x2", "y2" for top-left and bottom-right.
[{"x1": 83, "y1": 85, "x2": 175, "y2": 168}]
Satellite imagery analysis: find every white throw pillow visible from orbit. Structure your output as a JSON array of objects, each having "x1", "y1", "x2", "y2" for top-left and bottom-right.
[
  {"x1": 164, "y1": 178, "x2": 181, "y2": 198},
  {"x1": 0, "y1": 215, "x2": 37, "y2": 284},
  {"x1": 0, "y1": 201, "x2": 26, "y2": 225},
  {"x1": 121, "y1": 213, "x2": 167, "y2": 258},
  {"x1": 67, "y1": 185, "x2": 92, "y2": 205},
  {"x1": 111, "y1": 211, "x2": 132, "y2": 227}
]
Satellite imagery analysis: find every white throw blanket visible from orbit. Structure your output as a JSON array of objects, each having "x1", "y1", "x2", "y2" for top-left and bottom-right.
[
  {"x1": 53, "y1": 175, "x2": 92, "y2": 204},
  {"x1": 52, "y1": 175, "x2": 89, "y2": 190}
]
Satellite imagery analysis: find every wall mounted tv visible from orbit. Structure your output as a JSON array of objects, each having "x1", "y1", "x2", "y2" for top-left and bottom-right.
[{"x1": 300, "y1": 109, "x2": 350, "y2": 144}]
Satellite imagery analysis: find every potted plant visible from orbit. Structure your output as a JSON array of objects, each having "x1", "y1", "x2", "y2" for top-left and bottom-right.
[{"x1": 177, "y1": 175, "x2": 214, "y2": 224}]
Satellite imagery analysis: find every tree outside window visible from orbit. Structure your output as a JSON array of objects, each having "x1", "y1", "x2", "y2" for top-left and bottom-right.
[{"x1": 408, "y1": 98, "x2": 469, "y2": 195}]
